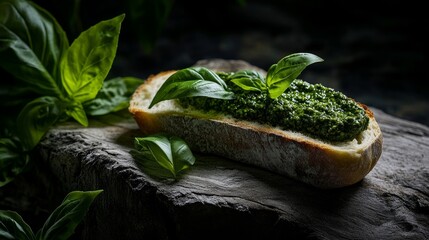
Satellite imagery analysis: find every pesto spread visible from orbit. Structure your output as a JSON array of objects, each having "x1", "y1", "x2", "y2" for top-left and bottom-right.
[{"x1": 179, "y1": 75, "x2": 369, "y2": 142}]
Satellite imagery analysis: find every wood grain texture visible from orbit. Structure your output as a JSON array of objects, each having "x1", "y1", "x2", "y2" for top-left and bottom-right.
[
  {"x1": 37, "y1": 107, "x2": 429, "y2": 240},
  {"x1": 37, "y1": 59, "x2": 428, "y2": 239}
]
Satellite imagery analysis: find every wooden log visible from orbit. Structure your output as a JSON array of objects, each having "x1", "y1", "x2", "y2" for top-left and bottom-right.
[{"x1": 38, "y1": 61, "x2": 429, "y2": 240}]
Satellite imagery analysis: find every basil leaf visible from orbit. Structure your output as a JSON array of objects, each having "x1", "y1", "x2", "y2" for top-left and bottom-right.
[
  {"x1": 134, "y1": 134, "x2": 174, "y2": 175},
  {"x1": 149, "y1": 67, "x2": 234, "y2": 108},
  {"x1": 84, "y1": 77, "x2": 143, "y2": 116},
  {"x1": 65, "y1": 101, "x2": 88, "y2": 127},
  {"x1": 193, "y1": 67, "x2": 229, "y2": 89},
  {"x1": 133, "y1": 134, "x2": 196, "y2": 178},
  {"x1": 0, "y1": 210, "x2": 35, "y2": 240},
  {"x1": 0, "y1": 138, "x2": 29, "y2": 187},
  {"x1": 170, "y1": 136, "x2": 196, "y2": 173},
  {"x1": 0, "y1": 0, "x2": 68, "y2": 97},
  {"x1": 36, "y1": 190, "x2": 103, "y2": 240},
  {"x1": 266, "y1": 53, "x2": 323, "y2": 99},
  {"x1": 131, "y1": 150, "x2": 174, "y2": 179},
  {"x1": 17, "y1": 96, "x2": 63, "y2": 151},
  {"x1": 60, "y1": 14, "x2": 125, "y2": 103},
  {"x1": 229, "y1": 70, "x2": 266, "y2": 92}
]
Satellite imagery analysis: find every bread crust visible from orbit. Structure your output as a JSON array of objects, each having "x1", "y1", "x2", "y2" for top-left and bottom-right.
[{"x1": 129, "y1": 70, "x2": 383, "y2": 189}]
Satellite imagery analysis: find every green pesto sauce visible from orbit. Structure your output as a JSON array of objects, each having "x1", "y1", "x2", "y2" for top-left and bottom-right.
[{"x1": 179, "y1": 75, "x2": 369, "y2": 142}]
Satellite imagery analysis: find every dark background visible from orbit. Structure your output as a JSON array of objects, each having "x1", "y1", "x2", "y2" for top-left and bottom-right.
[
  {"x1": 0, "y1": 0, "x2": 428, "y2": 235},
  {"x1": 34, "y1": 0, "x2": 428, "y2": 126}
]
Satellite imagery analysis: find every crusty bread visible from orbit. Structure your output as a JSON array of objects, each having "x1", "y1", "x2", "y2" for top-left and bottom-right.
[{"x1": 129, "y1": 67, "x2": 383, "y2": 189}]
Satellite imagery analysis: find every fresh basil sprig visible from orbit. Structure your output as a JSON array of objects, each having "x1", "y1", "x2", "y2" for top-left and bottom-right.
[
  {"x1": 148, "y1": 53, "x2": 323, "y2": 109},
  {"x1": 0, "y1": 0, "x2": 126, "y2": 187},
  {"x1": 133, "y1": 133, "x2": 196, "y2": 179},
  {"x1": 0, "y1": 190, "x2": 103, "y2": 240},
  {"x1": 0, "y1": 0, "x2": 125, "y2": 150},
  {"x1": 149, "y1": 67, "x2": 235, "y2": 108},
  {"x1": 60, "y1": 14, "x2": 125, "y2": 126},
  {"x1": 230, "y1": 53, "x2": 323, "y2": 98}
]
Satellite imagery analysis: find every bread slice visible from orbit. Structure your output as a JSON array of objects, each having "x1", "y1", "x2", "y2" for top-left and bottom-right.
[{"x1": 129, "y1": 67, "x2": 383, "y2": 189}]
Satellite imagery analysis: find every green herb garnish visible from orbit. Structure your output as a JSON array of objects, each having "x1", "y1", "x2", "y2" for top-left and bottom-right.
[
  {"x1": 133, "y1": 133, "x2": 196, "y2": 179},
  {"x1": 148, "y1": 53, "x2": 322, "y2": 108},
  {"x1": 233, "y1": 53, "x2": 323, "y2": 98},
  {"x1": 0, "y1": 190, "x2": 103, "y2": 240},
  {"x1": 149, "y1": 67, "x2": 235, "y2": 108}
]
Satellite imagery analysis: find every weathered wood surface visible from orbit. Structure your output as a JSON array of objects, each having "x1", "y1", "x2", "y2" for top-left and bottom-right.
[
  {"x1": 37, "y1": 107, "x2": 429, "y2": 240},
  {"x1": 37, "y1": 57, "x2": 428, "y2": 240}
]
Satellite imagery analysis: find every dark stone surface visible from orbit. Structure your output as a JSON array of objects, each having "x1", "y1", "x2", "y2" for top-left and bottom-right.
[{"x1": 37, "y1": 104, "x2": 429, "y2": 239}]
